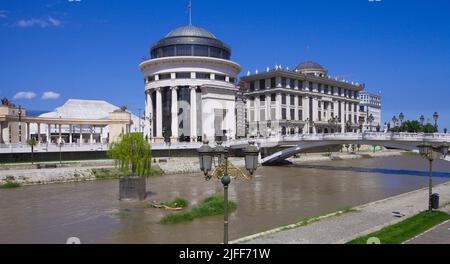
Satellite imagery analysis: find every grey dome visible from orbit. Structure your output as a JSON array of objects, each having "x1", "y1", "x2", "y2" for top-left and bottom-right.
[
  {"x1": 150, "y1": 25, "x2": 231, "y2": 60},
  {"x1": 296, "y1": 61, "x2": 325, "y2": 71},
  {"x1": 165, "y1": 25, "x2": 217, "y2": 39}
]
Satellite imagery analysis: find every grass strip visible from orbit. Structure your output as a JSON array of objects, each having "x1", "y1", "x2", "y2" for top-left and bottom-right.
[{"x1": 347, "y1": 211, "x2": 450, "y2": 244}]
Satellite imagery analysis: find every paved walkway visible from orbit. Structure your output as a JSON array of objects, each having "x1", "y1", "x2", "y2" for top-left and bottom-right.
[{"x1": 231, "y1": 182, "x2": 450, "y2": 244}]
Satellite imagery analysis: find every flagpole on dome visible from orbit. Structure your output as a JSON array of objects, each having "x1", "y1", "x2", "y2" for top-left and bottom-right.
[{"x1": 188, "y1": 0, "x2": 192, "y2": 25}]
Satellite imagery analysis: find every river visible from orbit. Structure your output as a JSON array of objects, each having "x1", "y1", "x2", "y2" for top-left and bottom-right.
[{"x1": 1, "y1": 155, "x2": 450, "y2": 244}]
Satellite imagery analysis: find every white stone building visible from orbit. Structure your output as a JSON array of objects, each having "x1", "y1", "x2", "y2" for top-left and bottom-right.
[
  {"x1": 240, "y1": 62, "x2": 365, "y2": 137},
  {"x1": 27, "y1": 99, "x2": 139, "y2": 144},
  {"x1": 140, "y1": 25, "x2": 241, "y2": 143},
  {"x1": 359, "y1": 91, "x2": 382, "y2": 132}
]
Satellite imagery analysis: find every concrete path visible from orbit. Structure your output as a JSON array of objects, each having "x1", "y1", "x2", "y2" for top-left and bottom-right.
[{"x1": 232, "y1": 182, "x2": 450, "y2": 244}]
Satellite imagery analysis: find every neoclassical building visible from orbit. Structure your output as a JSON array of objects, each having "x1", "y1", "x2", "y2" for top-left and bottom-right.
[
  {"x1": 140, "y1": 25, "x2": 242, "y2": 143},
  {"x1": 240, "y1": 62, "x2": 365, "y2": 137},
  {"x1": 359, "y1": 91, "x2": 382, "y2": 131}
]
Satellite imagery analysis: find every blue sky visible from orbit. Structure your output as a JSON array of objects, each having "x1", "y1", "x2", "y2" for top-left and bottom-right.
[{"x1": 1, "y1": 0, "x2": 450, "y2": 130}]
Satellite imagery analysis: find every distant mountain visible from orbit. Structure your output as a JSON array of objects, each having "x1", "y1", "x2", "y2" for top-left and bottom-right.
[{"x1": 27, "y1": 110, "x2": 50, "y2": 117}]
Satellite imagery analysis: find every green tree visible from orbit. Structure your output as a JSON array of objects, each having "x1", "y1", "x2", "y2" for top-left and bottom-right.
[
  {"x1": 108, "y1": 133, "x2": 152, "y2": 177},
  {"x1": 27, "y1": 138, "x2": 38, "y2": 165}
]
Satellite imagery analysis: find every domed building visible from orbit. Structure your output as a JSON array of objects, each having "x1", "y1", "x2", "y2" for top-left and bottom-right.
[
  {"x1": 140, "y1": 25, "x2": 242, "y2": 143},
  {"x1": 295, "y1": 61, "x2": 328, "y2": 77}
]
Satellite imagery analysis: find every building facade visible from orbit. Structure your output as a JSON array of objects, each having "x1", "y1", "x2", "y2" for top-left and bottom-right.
[
  {"x1": 240, "y1": 62, "x2": 365, "y2": 137},
  {"x1": 0, "y1": 98, "x2": 134, "y2": 145},
  {"x1": 359, "y1": 92, "x2": 382, "y2": 132},
  {"x1": 140, "y1": 25, "x2": 242, "y2": 143}
]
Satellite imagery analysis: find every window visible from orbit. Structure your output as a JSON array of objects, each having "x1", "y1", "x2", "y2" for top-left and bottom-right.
[
  {"x1": 318, "y1": 111, "x2": 322, "y2": 121},
  {"x1": 298, "y1": 96, "x2": 303, "y2": 106},
  {"x1": 290, "y1": 95, "x2": 295, "y2": 106},
  {"x1": 282, "y1": 108, "x2": 287, "y2": 120},
  {"x1": 210, "y1": 47, "x2": 222, "y2": 58},
  {"x1": 318, "y1": 101, "x2": 322, "y2": 108},
  {"x1": 290, "y1": 109, "x2": 295, "y2": 120},
  {"x1": 271, "y1": 94, "x2": 276, "y2": 103},
  {"x1": 271, "y1": 77, "x2": 276, "y2": 88},
  {"x1": 298, "y1": 110, "x2": 303, "y2": 121},
  {"x1": 250, "y1": 97, "x2": 254, "y2": 107},
  {"x1": 260, "y1": 95, "x2": 266, "y2": 102},
  {"x1": 281, "y1": 78, "x2": 287, "y2": 88},
  {"x1": 331, "y1": 86, "x2": 334, "y2": 94},
  {"x1": 260, "y1": 79, "x2": 266, "y2": 90},
  {"x1": 338, "y1": 87, "x2": 342, "y2": 95},
  {"x1": 159, "y1": 73, "x2": 171, "y2": 80},
  {"x1": 282, "y1": 94, "x2": 286, "y2": 105},
  {"x1": 271, "y1": 108, "x2": 276, "y2": 120},
  {"x1": 298, "y1": 81, "x2": 303, "y2": 90},
  {"x1": 290, "y1": 79, "x2": 295, "y2": 89},
  {"x1": 260, "y1": 110, "x2": 266, "y2": 121},
  {"x1": 176, "y1": 72, "x2": 191, "y2": 79},
  {"x1": 163, "y1": 46, "x2": 175, "y2": 57},
  {"x1": 215, "y1": 74, "x2": 226, "y2": 81},
  {"x1": 318, "y1": 84, "x2": 322, "y2": 93},
  {"x1": 324, "y1": 85, "x2": 329, "y2": 94},
  {"x1": 229, "y1": 77, "x2": 236, "y2": 83},
  {"x1": 194, "y1": 45, "x2": 209, "y2": 56},
  {"x1": 176, "y1": 45, "x2": 192, "y2": 56},
  {"x1": 196, "y1": 72, "x2": 211, "y2": 79},
  {"x1": 309, "y1": 82, "x2": 313, "y2": 90},
  {"x1": 146, "y1": 75, "x2": 155, "y2": 82},
  {"x1": 250, "y1": 81, "x2": 255, "y2": 92}
]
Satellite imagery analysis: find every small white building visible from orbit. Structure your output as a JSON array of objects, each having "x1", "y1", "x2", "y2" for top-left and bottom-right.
[
  {"x1": 140, "y1": 25, "x2": 242, "y2": 143},
  {"x1": 28, "y1": 99, "x2": 139, "y2": 144},
  {"x1": 359, "y1": 92, "x2": 382, "y2": 132}
]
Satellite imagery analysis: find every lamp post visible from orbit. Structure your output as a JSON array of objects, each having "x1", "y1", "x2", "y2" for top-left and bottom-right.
[
  {"x1": 419, "y1": 115, "x2": 425, "y2": 127},
  {"x1": 368, "y1": 114, "x2": 374, "y2": 132},
  {"x1": 399, "y1": 112, "x2": 405, "y2": 127},
  {"x1": 418, "y1": 142, "x2": 449, "y2": 211},
  {"x1": 433, "y1": 112, "x2": 439, "y2": 130},
  {"x1": 57, "y1": 137, "x2": 64, "y2": 165},
  {"x1": 197, "y1": 140, "x2": 259, "y2": 244},
  {"x1": 358, "y1": 116, "x2": 365, "y2": 133},
  {"x1": 392, "y1": 116, "x2": 398, "y2": 130},
  {"x1": 346, "y1": 120, "x2": 351, "y2": 133}
]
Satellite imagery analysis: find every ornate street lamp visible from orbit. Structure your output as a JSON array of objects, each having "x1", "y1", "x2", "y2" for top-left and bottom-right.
[
  {"x1": 433, "y1": 112, "x2": 439, "y2": 130},
  {"x1": 358, "y1": 116, "x2": 365, "y2": 133},
  {"x1": 392, "y1": 116, "x2": 398, "y2": 129},
  {"x1": 198, "y1": 140, "x2": 214, "y2": 178},
  {"x1": 197, "y1": 140, "x2": 260, "y2": 244},
  {"x1": 368, "y1": 114, "x2": 374, "y2": 132},
  {"x1": 419, "y1": 115, "x2": 425, "y2": 126},
  {"x1": 215, "y1": 141, "x2": 226, "y2": 165},
  {"x1": 243, "y1": 141, "x2": 259, "y2": 176},
  {"x1": 418, "y1": 142, "x2": 449, "y2": 211},
  {"x1": 399, "y1": 112, "x2": 405, "y2": 126}
]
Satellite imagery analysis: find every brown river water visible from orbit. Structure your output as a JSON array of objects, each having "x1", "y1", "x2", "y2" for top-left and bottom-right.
[{"x1": 1, "y1": 156, "x2": 450, "y2": 244}]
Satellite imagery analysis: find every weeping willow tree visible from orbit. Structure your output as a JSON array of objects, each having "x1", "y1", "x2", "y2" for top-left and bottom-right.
[{"x1": 108, "y1": 133, "x2": 152, "y2": 177}]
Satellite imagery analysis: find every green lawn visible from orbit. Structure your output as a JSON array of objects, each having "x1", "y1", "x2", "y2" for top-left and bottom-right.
[{"x1": 347, "y1": 211, "x2": 450, "y2": 244}]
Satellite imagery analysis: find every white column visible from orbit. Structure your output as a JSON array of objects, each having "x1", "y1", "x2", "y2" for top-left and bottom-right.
[
  {"x1": 58, "y1": 124, "x2": 62, "y2": 143},
  {"x1": 26, "y1": 122, "x2": 30, "y2": 141},
  {"x1": 100, "y1": 127, "x2": 103, "y2": 144},
  {"x1": 145, "y1": 91, "x2": 153, "y2": 141},
  {"x1": 37, "y1": 123, "x2": 41, "y2": 144},
  {"x1": 47, "y1": 124, "x2": 51, "y2": 143},
  {"x1": 190, "y1": 86, "x2": 198, "y2": 142},
  {"x1": 265, "y1": 94, "x2": 271, "y2": 120},
  {"x1": 294, "y1": 96, "x2": 299, "y2": 121},
  {"x1": 89, "y1": 125, "x2": 94, "y2": 144},
  {"x1": 286, "y1": 94, "x2": 291, "y2": 120},
  {"x1": 255, "y1": 96, "x2": 260, "y2": 122},
  {"x1": 340, "y1": 101, "x2": 345, "y2": 132},
  {"x1": 69, "y1": 125, "x2": 73, "y2": 144},
  {"x1": 276, "y1": 93, "x2": 282, "y2": 120},
  {"x1": 156, "y1": 88, "x2": 163, "y2": 140},
  {"x1": 171, "y1": 86, "x2": 179, "y2": 142},
  {"x1": 79, "y1": 125, "x2": 83, "y2": 145}
]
